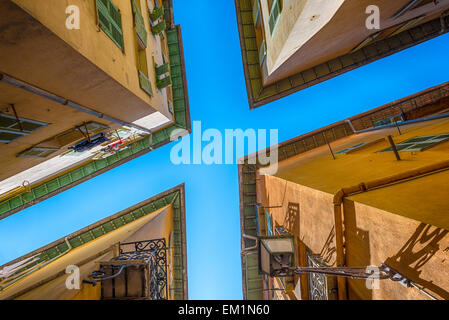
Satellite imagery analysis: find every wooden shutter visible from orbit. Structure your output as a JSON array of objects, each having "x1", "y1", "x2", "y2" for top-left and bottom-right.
[
  {"x1": 17, "y1": 147, "x2": 59, "y2": 158},
  {"x1": 132, "y1": 0, "x2": 148, "y2": 48},
  {"x1": 96, "y1": 0, "x2": 124, "y2": 50},
  {"x1": 156, "y1": 75, "x2": 172, "y2": 89},
  {"x1": 138, "y1": 70, "x2": 154, "y2": 96}
]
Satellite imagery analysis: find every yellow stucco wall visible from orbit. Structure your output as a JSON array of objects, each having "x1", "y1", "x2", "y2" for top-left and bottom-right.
[
  {"x1": 260, "y1": 174, "x2": 449, "y2": 300},
  {"x1": 12, "y1": 0, "x2": 170, "y2": 113},
  {"x1": 0, "y1": 205, "x2": 172, "y2": 300},
  {"x1": 266, "y1": 117, "x2": 449, "y2": 230}
]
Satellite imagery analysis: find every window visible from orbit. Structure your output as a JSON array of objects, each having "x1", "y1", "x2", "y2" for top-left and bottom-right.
[
  {"x1": 253, "y1": 0, "x2": 261, "y2": 26},
  {"x1": 132, "y1": 0, "x2": 148, "y2": 48},
  {"x1": 266, "y1": 212, "x2": 273, "y2": 236},
  {"x1": 393, "y1": 0, "x2": 436, "y2": 19},
  {"x1": 0, "y1": 112, "x2": 48, "y2": 144},
  {"x1": 268, "y1": 0, "x2": 282, "y2": 35},
  {"x1": 54, "y1": 121, "x2": 109, "y2": 147},
  {"x1": 17, "y1": 147, "x2": 59, "y2": 158},
  {"x1": 96, "y1": 0, "x2": 124, "y2": 50},
  {"x1": 155, "y1": 54, "x2": 172, "y2": 90},
  {"x1": 389, "y1": 16, "x2": 425, "y2": 37},
  {"x1": 350, "y1": 32, "x2": 381, "y2": 53},
  {"x1": 132, "y1": 0, "x2": 153, "y2": 96},
  {"x1": 379, "y1": 133, "x2": 449, "y2": 152},
  {"x1": 259, "y1": 39, "x2": 267, "y2": 65},
  {"x1": 336, "y1": 142, "x2": 367, "y2": 155}
]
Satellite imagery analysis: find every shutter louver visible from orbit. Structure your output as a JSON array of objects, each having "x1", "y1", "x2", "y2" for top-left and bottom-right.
[
  {"x1": 96, "y1": 0, "x2": 124, "y2": 50},
  {"x1": 132, "y1": 0, "x2": 148, "y2": 48}
]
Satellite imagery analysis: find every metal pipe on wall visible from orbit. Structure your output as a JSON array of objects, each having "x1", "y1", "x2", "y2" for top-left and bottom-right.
[{"x1": 0, "y1": 72, "x2": 153, "y2": 135}]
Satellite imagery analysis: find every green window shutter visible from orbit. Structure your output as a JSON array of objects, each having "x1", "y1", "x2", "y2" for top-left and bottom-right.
[
  {"x1": 132, "y1": 0, "x2": 148, "y2": 48},
  {"x1": 138, "y1": 70, "x2": 153, "y2": 96},
  {"x1": 150, "y1": 4, "x2": 165, "y2": 22},
  {"x1": 269, "y1": 0, "x2": 281, "y2": 34},
  {"x1": 156, "y1": 75, "x2": 172, "y2": 89},
  {"x1": 155, "y1": 62, "x2": 170, "y2": 76},
  {"x1": 152, "y1": 20, "x2": 166, "y2": 35},
  {"x1": 96, "y1": 0, "x2": 124, "y2": 50},
  {"x1": 17, "y1": 147, "x2": 59, "y2": 158},
  {"x1": 259, "y1": 39, "x2": 266, "y2": 65}
]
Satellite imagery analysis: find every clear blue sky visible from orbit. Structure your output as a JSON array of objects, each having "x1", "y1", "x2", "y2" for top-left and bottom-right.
[{"x1": 1, "y1": 1, "x2": 449, "y2": 300}]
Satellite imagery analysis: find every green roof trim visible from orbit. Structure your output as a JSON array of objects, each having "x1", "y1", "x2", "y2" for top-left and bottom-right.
[
  {"x1": 0, "y1": 25, "x2": 190, "y2": 221},
  {"x1": 0, "y1": 184, "x2": 188, "y2": 300},
  {"x1": 235, "y1": 0, "x2": 449, "y2": 109}
]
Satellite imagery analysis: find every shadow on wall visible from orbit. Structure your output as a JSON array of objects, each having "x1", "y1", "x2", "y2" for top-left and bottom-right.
[
  {"x1": 384, "y1": 223, "x2": 449, "y2": 300},
  {"x1": 342, "y1": 201, "x2": 372, "y2": 300},
  {"x1": 283, "y1": 202, "x2": 300, "y2": 234},
  {"x1": 319, "y1": 226, "x2": 336, "y2": 266}
]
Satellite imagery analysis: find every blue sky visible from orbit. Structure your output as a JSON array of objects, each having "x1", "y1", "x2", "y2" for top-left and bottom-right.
[{"x1": 1, "y1": 1, "x2": 449, "y2": 300}]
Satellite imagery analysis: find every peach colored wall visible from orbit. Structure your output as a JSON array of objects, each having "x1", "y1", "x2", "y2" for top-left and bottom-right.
[{"x1": 260, "y1": 174, "x2": 449, "y2": 300}]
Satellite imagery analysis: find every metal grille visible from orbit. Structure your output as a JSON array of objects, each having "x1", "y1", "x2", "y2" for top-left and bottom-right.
[
  {"x1": 307, "y1": 254, "x2": 329, "y2": 300},
  {"x1": 85, "y1": 239, "x2": 168, "y2": 300},
  {"x1": 119, "y1": 239, "x2": 168, "y2": 300}
]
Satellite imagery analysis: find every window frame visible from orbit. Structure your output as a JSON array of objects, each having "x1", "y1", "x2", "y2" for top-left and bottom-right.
[
  {"x1": 16, "y1": 147, "x2": 59, "y2": 158},
  {"x1": 379, "y1": 133, "x2": 449, "y2": 153},
  {"x1": 96, "y1": 0, "x2": 125, "y2": 51},
  {"x1": 268, "y1": 0, "x2": 282, "y2": 35},
  {"x1": 0, "y1": 112, "x2": 48, "y2": 144}
]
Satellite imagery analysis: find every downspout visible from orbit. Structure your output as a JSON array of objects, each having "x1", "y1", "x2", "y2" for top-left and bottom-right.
[
  {"x1": 332, "y1": 159, "x2": 449, "y2": 300},
  {"x1": 0, "y1": 237, "x2": 73, "y2": 292},
  {"x1": 0, "y1": 72, "x2": 153, "y2": 135}
]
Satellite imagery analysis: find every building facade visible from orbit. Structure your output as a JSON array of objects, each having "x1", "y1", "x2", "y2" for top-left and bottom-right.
[
  {"x1": 235, "y1": 0, "x2": 449, "y2": 108},
  {"x1": 0, "y1": 184, "x2": 187, "y2": 300},
  {"x1": 0, "y1": 0, "x2": 190, "y2": 220},
  {"x1": 239, "y1": 82, "x2": 449, "y2": 299}
]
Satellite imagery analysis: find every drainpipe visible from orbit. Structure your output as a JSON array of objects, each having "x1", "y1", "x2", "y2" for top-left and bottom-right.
[
  {"x1": 332, "y1": 159, "x2": 449, "y2": 300},
  {"x1": 0, "y1": 72, "x2": 153, "y2": 135}
]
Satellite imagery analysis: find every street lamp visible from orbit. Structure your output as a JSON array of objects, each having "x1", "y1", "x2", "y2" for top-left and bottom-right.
[{"x1": 258, "y1": 235, "x2": 295, "y2": 277}]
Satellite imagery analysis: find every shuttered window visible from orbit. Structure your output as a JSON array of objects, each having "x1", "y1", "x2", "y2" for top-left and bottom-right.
[
  {"x1": 139, "y1": 70, "x2": 153, "y2": 96},
  {"x1": 155, "y1": 62, "x2": 170, "y2": 76},
  {"x1": 0, "y1": 112, "x2": 48, "y2": 144},
  {"x1": 96, "y1": 0, "x2": 124, "y2": 50},
  {"x1": 132, "y1": 0, "x2": 148, "y2": 48},
  {"x1": 268, "y1": 0, "x2": 282, "y2": 35},
  {"x1": 380, "y1": 133, "x2": 449, "y2": 152},
  {"x1": 259, "y1": 39, "x2": 267, "y2": 65},
  {"x1": 336, "y1": 142, "x2": 367, "y2": 155},
  {"x1": 156, "y1": 75, "x2": 172, "y2": 89},
  {"x1": 17, "y1": 147, "x2": 59, "y2": 158}
]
